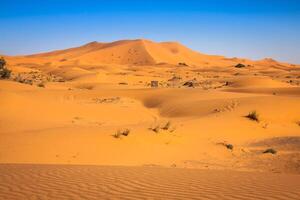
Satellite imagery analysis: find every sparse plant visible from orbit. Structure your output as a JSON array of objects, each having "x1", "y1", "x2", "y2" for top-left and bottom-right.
[
  {"x1": 113, "y1": 132, "x2": 122, "y2": 139},
  {"x1": 0, "y1": 57, "x2": 11, "y2": 79},
  {"x1": 263, "y1": 148, "x2": 277, "y2": 154},
  {"x1": 120, "y1": 129, "x2": 130, "y2": 136},
  {"x1": 217, "y1": 142, "x2": 234, "y2": 150},
  {"x1": 235, "y1": 63, "x2": 246, "y2": 68},
  {"x1": 246, "y1": 111, "x2": 259, "y2": 122},
  {"x1": 119, "y1": 82, "x2": 128, "y2": 85},
  {"x1": 37, "y1": 82, "x2": 45, "y2": 87},
  {"x1": 161, "y1": 121, "x2": 171, "y2": 130},
  {"x1": 0, "y1": 58, "x2": 5, "y2": 68},
  {"x1": 178, "y1": 62, "x2": 188, "y2": 66},
  {"x1": 149, "y1": 121, "x2": 176, "y2": 133},
  {"x1": 149, "y1": 125, "x2": 160, "y2": 133},
  {"x1": 113, "y1": 128, "x2": 130, "y2": 138},
  {"x1": 225, "y1": 144, "x2": 234, "y2": 150}
]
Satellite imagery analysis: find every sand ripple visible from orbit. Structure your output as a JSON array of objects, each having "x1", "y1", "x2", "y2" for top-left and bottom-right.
[{"x1": 0, "y1": 164, "x2": 300, "y2": 200}]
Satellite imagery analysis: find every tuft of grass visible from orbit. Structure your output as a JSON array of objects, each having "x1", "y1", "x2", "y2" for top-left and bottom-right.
[
  {"x1": 149, "y1": 125, "x2": 160, "y2": 133},
  {"x1": 225, "y1": 144, "x2": 234, "y2": 150},
  {"x1": 263, "y1": 148, "x2": 277, "y2": 154},
  {"x1": 149, "y1": 121, "x2": 175, "y2": 133},
  {"x1": 161, "y1": 121, "x2": 171, "y2": 130},
  {"x1": 235, "y1": 63, "x2": 246, "y2": 68},
  {"x1": 113, "y1": 132, "x2": 121, "y2": 139},
  {"x1": 113, "y1": 128, "x2": 130, "y2": 138},
  {"x1": 120, "y1": 129, "x2": 130, "y2": 136},
  {"x1": 178, "y1": 62, "x2": 188, "y2": 66},
  {"x1": 246, "y1": 111, "x2": 259, "y2": 122},
  {"x1": 37, "y1": 82, "x2": 45, "y2": 87},
  {"x1": 217, "y1": 142, "x2": 234, "y2": 150}
]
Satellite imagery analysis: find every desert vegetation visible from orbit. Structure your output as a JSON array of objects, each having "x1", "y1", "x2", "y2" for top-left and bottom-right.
[
  {"x1": 217, "y1": 142, "x2": 234, "y2": 150},
  {"x1": 245, "y1": 111, "x2": 259, "y2": 122},
  {"x1": 149, "y1": 121, "x2": 174, "y2": 133},
  {"x1": 113, "y1": 129, "x2": 130, "y2": 138},
  {"x1": 235, "y1": 63, "x2": 246, "y2": 68},
  {"x1": 0, "y1": 57, "x2": 11, "y2": 79},
  {"x1": 263, "y1": 148, "x2": 277, "y2": 154}
]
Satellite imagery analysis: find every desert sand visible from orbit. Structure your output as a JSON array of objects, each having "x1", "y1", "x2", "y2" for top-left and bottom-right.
[{"x1": 1, "y1": 39, "x2": 300, "y2": 199}]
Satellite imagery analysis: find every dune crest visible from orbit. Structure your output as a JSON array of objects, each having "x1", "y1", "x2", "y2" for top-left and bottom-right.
[{"x1": 5, "y1": 39, "x2": 299, "y2": 69}]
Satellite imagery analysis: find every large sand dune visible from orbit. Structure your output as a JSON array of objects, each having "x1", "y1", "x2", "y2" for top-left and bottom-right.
[{"x1": 1, "y1": 39, "x2": 300, "y2": 199}]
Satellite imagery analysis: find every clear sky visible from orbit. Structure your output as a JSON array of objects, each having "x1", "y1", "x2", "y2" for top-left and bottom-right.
[{"x1": 1, "y1": 0, "x2": 300, "y2": 63}]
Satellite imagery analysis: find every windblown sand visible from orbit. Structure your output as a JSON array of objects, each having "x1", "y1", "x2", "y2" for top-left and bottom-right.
[
  {"x1": 1, "y1": 164, "x2": 300, "y2": 200},
  {"x1": 1, "y1": 39, "x2": 300, "y2": 199}
]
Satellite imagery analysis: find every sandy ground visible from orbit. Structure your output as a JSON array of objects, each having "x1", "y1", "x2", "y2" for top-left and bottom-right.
[
  {"x1": 1, "y1": 164, "x2": 300, "y2": 200},
  {"x1": 1, "y1": 39, "x2": 300, "y2": 199}
]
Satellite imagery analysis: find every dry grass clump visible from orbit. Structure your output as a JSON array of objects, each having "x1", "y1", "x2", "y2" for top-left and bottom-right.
[
  {"x1": 149, "y1": 125, "x2": 160, "y2": 133},
  {"x1": 113, "y1": 129, "x2": 130, "y2": 138},
  {"x1": 161, "y1": 121, "x2": 171, "y2": 130},
  {"x1": 0, "y1": 57, "x2": 11, "y2": 79},
  {"x1": 246, "y1": 111, "x2": 259, "y2": 122},
  {"x1": 235, "y1": 63, "x2": 246, "y2": 68},
  {"x1": 37, "y1": 82, "x2": 45, "y2": 87},
  {"x1": 149, "y1": 121, "x2": 174, "y2": 133},
  {"x1": 217, "y1": 142, "x2": 234, "y2": 150},
  {"x1": 263, "y1": 148, "x2": 277, "y2": 154},
  {"x1": 178, "y1": 62, "x2": 188, "y2": 66}
]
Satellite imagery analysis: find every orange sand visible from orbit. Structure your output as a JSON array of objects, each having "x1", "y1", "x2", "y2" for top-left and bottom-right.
[{"x1": 1, "y1": 39, "x2": 300, "y2": 199}]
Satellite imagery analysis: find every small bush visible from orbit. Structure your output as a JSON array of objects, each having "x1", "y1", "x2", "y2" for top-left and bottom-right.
[
  {"x1": 183, "y1": 81, "x2": 194, "y2": 87},
  {"x1": 178, "y1": 62, "x2": 188, "y2": 66},
  {"x1": 263, "y1": 148, "x2": 277, "y2": 154},
  {"x1": 225, "y1": 144, "x2": 234, "y2": 150},
  {"x1": 235, "y1": 63, "x2": 246, "y2": 68},
  {"x1": 217, "y1": 142, "x2": 234, "y2": 150},
  {"x1": 120, "y1": 129, "x2": 130, "y2": 136},
  {"x1": 246, "y1": 111, "x2": 259, "y2": 122},
  {"x1": 0, "y1": 57, "x2": 11, "y2": 79},
  {"x1": 37, "y1": 82, "x2": 45, "y2": 87},
  {"x1": 0, "y1": 68, "x2": 11, "y2": 79},
  {"x1": 0, "y1": 57, "x2": 6, "y2": 69}
]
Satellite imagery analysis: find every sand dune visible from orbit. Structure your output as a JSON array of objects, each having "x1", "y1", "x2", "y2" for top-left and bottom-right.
[
  {"x1": 5, "y1": 39, "x2": 300, "y2": 68},
  {"x1": 1, "y1": 39, "x2": 300, "y2": 199}
]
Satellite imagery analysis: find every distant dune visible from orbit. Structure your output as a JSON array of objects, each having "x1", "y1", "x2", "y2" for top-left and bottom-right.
[{"x1": 5, "y1": 39, "x2": 299, "y2": 68}]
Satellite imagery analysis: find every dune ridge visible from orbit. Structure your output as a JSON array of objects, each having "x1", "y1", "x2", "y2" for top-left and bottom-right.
[{"x1": 5, "y1": 39, "x2": 299, "y2": 68}]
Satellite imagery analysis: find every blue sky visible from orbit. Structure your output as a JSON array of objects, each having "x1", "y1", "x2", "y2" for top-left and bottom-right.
[{"x1": 1, "y1": 0, "x2": 300, "y2": 63}]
